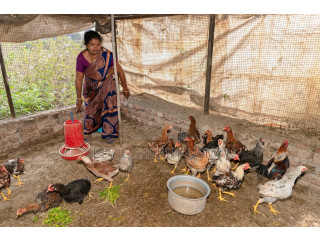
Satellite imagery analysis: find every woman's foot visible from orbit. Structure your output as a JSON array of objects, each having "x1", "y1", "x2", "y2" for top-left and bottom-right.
[
  {"x1": 84, "y1": 134, "x2": 92, "y2": 141},
  {"x1": 105, "y1": 137, "x2": 114, "y2": 144}
]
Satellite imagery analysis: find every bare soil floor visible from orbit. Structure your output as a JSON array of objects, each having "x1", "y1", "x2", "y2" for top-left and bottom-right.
[{"x1": 0, "y1": 116, "x2": 320, "y2": 227}]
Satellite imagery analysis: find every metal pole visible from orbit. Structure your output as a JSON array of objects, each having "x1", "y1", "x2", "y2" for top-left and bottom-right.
[
  {"x1": 204, "y1": 14, "x2": 216, "y2": 115},
  {"x1": 111, "y1": 14, "x2": 123, "y2": 147},
  {"x1": 0, "y1": 43, "x2": 16, "y2": 118}
]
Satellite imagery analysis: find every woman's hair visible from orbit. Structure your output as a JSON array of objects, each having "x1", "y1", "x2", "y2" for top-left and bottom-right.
[{"x1": 84, "y1": 30, "x2": 102, "y2": 45}]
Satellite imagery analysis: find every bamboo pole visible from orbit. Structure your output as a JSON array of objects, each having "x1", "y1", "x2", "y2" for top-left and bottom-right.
[
  {"x1": 204, "y1": 15, "x2": 216, "y2": 115},
  {"x1": 111, "y1": 14, "x2": 123, "y2": 147},
  {"x1": 0, "y1": 43, "x2": 15, "y2": 118}
]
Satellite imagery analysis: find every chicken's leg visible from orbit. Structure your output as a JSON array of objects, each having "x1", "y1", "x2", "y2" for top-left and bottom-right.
[
  {"x1": 231, "y1": 163, "x2": 239, "y2": 170},
  {"x1": 0, "y1": 191, "x2": 10, "y2": 202},
  {"x1": 222, "y1": 191, "x2": 235, "y2": 197},
  {"x1": 159, "y1": 154, "x2": 166, "y2": 161},
  {"x1": 218, "y1": 188, "x2": 227, "y2": 202},
  {"x1": 125, "y1": 173, "x2": 130, "y2": 182},
  {"x1": 185, "y1": 169, "x2": 190, "y2": 175},
  {"x1": 13, "y1": 174, "x2": 24, "y2": 186},
  {"x1": 268, "y1": 203, "x2": 280, "y2": 214},
  {"x1": 206, "y1": 170, "x2": 212, "y2": 181},
  {"x1": 211, "y1": 166, "x2": 216, "y2": 173},
  {"x1": 180, "y1": 166, "x2": 187, "y2": 172},
  {"x1": 6, "y1": 187, "x2": 11, "y2": 196},
  {"x1": 196, "y1": 172, "x2": 201, "y2": 178},
  {"x1": 107, "y1": 182, "x2": 113, "y2": 189},
  {"x1": 95, "y1": 178, "x2": 105, "y2": 183},
  {"x1": 253, "y1": 199, "x2": 261, "y2": 214},
  {"x1": 153, "y1": 154, "x2": 158, "y2": 162},
  {"x1": 170, "y1": 166, "x2": 177, "y2": 174}
]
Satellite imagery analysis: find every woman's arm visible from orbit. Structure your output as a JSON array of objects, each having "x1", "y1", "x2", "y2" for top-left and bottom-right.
[
  {"x1": 116, "y1": 62, "x2": 130, "y2": 99},
  {"x1": 75, "y1": 70, "x2": 85, "y2": 113}
]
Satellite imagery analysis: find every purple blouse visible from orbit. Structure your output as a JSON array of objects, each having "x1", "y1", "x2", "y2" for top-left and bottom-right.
[{"x1": 76, "y1": 51, "x2": 114, "y2": 73}]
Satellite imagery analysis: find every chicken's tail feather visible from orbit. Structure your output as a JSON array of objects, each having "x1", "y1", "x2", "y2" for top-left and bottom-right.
[{"x1": 256, "y1": 164, "x2": 268, "y2": 177}]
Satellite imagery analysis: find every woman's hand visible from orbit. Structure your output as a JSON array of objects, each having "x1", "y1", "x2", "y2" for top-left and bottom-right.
[
  {"x1": 76, "y1": 98, "x2": 83, "y2": 113},
  {"x1": 123, "y1": 89, "x2": 130, "y2": 99}
]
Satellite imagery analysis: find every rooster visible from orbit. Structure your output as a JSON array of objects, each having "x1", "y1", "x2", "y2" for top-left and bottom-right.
[
  {"x1": 0, "y1": 165, "x2": 11, "y2": 202},
  {"x1": 119, "y1": 150, "x2": 133, "y2": 182},
  {"x1": 4, "y1": 158, "x2": 25, "y2": 186},
  {"x1": 165, "y1": 143, "x2": 184, "y2": 174},
  {"x1": 223, "y1": 126, "x2": 246, "y2": 154},
  {"x1": 148, "y1": 125, "x2": 172, "y2": 162},
  {"x1": 188, "y1": 116, "x2": 201, "y2": 144},
  {"x1": 253, "y1": 166, "x2": 307, "y2": 214},
  {"x1": 212, "y1": 163, "x2": 251, "y2": 202},
  {"x1": 47, "y1": 178, "x2": 92, "y2": 204},
  {"x1": 257, "y1": 139, "x2": 289, "y2": 180},
  {"x1": 78, "y1": 155, "x2": 119, "y2": 189},
  {"x1": 231, "y1": 138, "x2": 264, "y2": 170},
  {"x1": 17, "y1": 188, "x2": 62, "y2": 217}
]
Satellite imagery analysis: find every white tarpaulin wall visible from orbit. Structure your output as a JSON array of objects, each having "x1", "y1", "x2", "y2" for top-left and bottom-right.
[{"x1": 102, "y1": 14, "x2": 320, "y2": 134}]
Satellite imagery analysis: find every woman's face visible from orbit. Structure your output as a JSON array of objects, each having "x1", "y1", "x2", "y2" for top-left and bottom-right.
[{"x1": 86, "y1": 38, "x2": 101, "y2": 55}]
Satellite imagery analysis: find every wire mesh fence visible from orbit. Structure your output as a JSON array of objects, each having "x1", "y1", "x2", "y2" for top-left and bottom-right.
[{"x1": 0, "y1": 14, "x2": 319, "y2": 134}]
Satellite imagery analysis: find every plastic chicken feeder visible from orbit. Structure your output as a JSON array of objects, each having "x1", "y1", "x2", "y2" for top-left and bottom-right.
[{"x1": 64, "y1": 119, "x2": 85, "y2": 148}]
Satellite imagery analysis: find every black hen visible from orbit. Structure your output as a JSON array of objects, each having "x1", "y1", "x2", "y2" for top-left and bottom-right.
[
  {"x1": 47, "y1": 178, "x2": 91, "y2": 204},
  {"x1": 201, "y1": 130, "x2": 224, "y2": 152},
  {"x1": 5, "y1": 158, "x2": 25, "y2": 186},
  {"x1": 233, "y1": 138, "x2": 264, "y2": 168},
  {"x1": 178, "y1": 128, "x2": 189, "y2": 143},
  {"x1": 257, "y1": 139, "x2": 290, "y2": 180}
]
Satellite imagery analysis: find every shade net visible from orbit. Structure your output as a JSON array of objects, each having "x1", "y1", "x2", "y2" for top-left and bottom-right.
[{"x1": 1, "y1": 14, "x2": 319, "y2": 134}]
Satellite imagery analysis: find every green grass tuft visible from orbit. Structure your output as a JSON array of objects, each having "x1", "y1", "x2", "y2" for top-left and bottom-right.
[
  {"x1": 98, "y1": 184, "x2": 122, "y2": 205},
  {"x1": 42, "y1": 207, "x2": 73, "y2": 227}
]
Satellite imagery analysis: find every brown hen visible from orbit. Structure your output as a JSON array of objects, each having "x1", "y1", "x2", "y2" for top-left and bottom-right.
[
  {"x1": 0, "y1": 165, "x2": 11, "y2": 202},
  {"x1": 188, "y1": 116, "x2": 201, "y2": 144},
  {"x1": 148, "y1": 125, "x2": 172, "y2": 162},
  {"x1": 223, "y1": 126, "x2": 246, "y2": 154}
]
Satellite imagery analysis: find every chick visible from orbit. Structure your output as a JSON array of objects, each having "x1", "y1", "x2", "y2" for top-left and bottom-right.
[{"x1": 119, "y1": 150, "x2": 133, "y2": 182}]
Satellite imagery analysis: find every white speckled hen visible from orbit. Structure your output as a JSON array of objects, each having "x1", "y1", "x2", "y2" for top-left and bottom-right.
[
  {"x1": 119, "y1": 150, "x2": 133, "y2": 182},
  {"x1": 5, "y1": 157, "x2": 25, "y2": 186}
]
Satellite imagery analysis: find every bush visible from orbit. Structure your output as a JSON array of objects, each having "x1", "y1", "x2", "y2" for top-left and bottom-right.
[{"x1": 0, "y1": 35, "x2": 83, "y2": 119}]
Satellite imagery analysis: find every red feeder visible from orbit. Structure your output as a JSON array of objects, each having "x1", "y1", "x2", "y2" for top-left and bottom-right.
[
  {"x1": 64, "y1": 119, "x2": 85, "y2": 148},
  {"x1": 59, "y1": 118, "x2": 90, "y2": 161}
]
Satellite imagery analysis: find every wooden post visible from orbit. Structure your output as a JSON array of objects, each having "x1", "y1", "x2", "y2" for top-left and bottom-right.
[
  {"x1": 0, "y1": 43, "x2": 16, "y2": 118},
  {"x1": 111, "y1": 14, "x2": 123, "y2": 147},
  {"x1": 204, "y1": 15, "x2": 216, "y2": 115}
]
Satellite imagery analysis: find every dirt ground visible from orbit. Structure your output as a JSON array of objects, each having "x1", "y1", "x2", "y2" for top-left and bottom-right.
[{"x1": 1, "y1": 114, "x2": 320, "y2": 227}]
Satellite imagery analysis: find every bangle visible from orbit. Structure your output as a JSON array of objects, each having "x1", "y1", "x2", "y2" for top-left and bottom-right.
[{"x1": 123, "y1": 89, "x2": 129, "y2": 92}]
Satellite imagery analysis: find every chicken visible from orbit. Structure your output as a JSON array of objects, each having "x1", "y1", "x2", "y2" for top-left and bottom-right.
[
  {"x1": 165, "y1": 143, "x2": 184, "y2": 174},
  {"x1": 4, "y1": 157, "x2": 25, "y2": 186},
  {"x1": 178, "y1": 128, "x2": 189, "y2": 143},
  {"x1": 201, "y1": 130, "x2": 224, "y2": 146},
  {"x1": 205, "y1": 147, "x2": 220, "y2": 181},
  {"x1": 16, "y1": 188, "x2": 62, "y2": 217},
  {"x1": 188, "y1": 116, "x2": 201, "y2": 144},
  {"x1": 200, "y1": 130, "x2": 224, "y2": 152},
  {"x1": 212, "y1": 163, "x2": 251, "y2": 202},
  {"x1": 184, "y1": 150, "x2": 209, "y2": 177},
  {"x1": 148, "y1": 125, "x2": 172, "y2": 162},
  {"x1": 223, "y1": 126, "x2": 246, "y2": 154},
  {"x1": 78, "y1": 155, "x2": 119, "y2": 189},
  {"x1": 257, "y1": 139, "x2": 289, "y2": 180},
  {"x1": 232, "y1": 138, "x2": 264, "y2": 170},
  {"x1": 47, "y1": 178, "x2": 91, "y2": 204},
  {"x1": 162, "y1": 138, "x2": 176, "y2": 155},
  {"x1": 253, "y1": 166, "x2": 307, "y2": 214},
  {"x1": 184, "y1": 136, "x2": 202, "y2": 157},
  {"x1": 175, "y1": 142, "x2": 188, "y2": 157},
  {"x1": 93, "y1": 148, "x2": 115, "y2": 162},
  {"x1": 0, "y1": 165, "x2": 11, "y2": 202},
  {"x1": 119, "y1": 150, "x2": 133, "y2": 182}
]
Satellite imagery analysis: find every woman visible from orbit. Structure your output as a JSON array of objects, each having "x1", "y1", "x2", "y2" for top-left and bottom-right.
[{"x1": 75, "y1": 30, "x2": 130, "y2": 143}]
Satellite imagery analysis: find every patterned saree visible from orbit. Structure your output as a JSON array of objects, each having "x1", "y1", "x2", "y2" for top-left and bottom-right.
[{"x1": 82, "y1": 48, "x2": 119, "y2": 139}]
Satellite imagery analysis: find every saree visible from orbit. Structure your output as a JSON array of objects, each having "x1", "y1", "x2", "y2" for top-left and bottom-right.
[{"x1": 82, "y1": 48, "x2": 119, "y2": 139}]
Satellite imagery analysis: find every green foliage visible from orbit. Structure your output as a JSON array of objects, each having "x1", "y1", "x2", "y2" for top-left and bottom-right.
[
  {"x1": 98, "y1": 184, "x2": 122, "y2": 205},
  {"x1": 0, "y1": 35, "x2": 83, "y2": 119},
  {"x1": 32, "y1": 215, "x2": 39, "y2": 223},
  {"x1": 42, "y1": 207, "x2": 73, "y2": 227}
]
